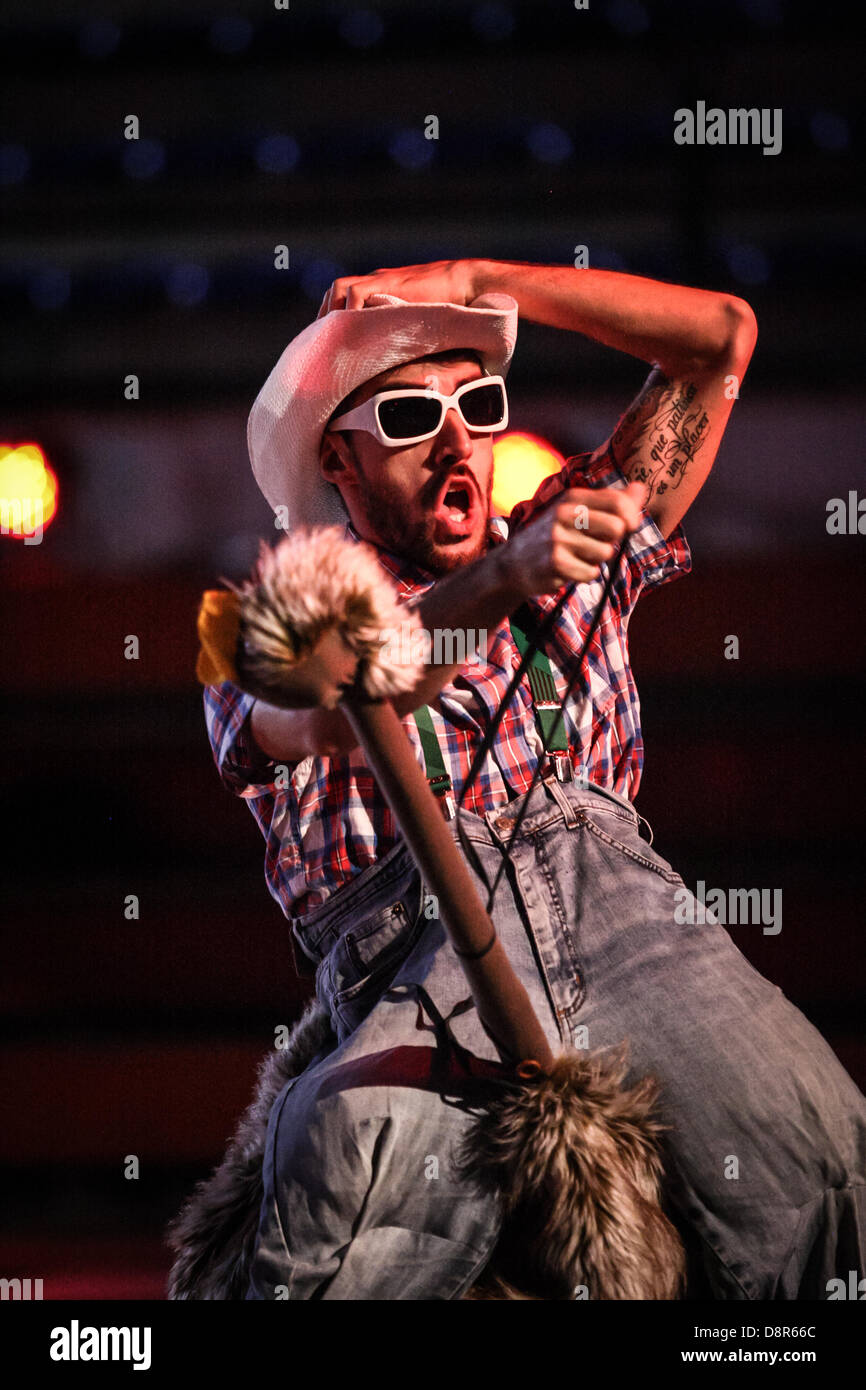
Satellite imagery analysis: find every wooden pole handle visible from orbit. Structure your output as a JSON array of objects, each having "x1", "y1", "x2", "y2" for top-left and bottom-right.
[{"x1": 341, "y1": 693, "x2": 555, "y2": 1073}]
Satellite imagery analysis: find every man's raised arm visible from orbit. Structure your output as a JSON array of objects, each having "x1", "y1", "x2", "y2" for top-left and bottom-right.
[
  {"x1": 319, "y1": 258, "x2": 758, "y2": 540},
  {"x1": 250, "y1": 482, "x2": 643, "y2": 761}
]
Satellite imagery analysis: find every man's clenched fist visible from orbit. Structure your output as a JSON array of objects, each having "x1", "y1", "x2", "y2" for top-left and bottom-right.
[{"x1": 497, "y1": 482, "x2": 645, "y2": 597}]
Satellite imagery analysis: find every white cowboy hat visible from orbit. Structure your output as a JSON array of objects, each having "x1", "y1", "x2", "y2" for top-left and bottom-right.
[{"x1": 247, "y1": 290, "x2": 519, "y2": 530}]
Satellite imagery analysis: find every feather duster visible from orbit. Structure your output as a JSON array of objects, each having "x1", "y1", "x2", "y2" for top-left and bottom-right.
[{"x1": 229, "y1": 525, "x2": 426, "y2": 706}]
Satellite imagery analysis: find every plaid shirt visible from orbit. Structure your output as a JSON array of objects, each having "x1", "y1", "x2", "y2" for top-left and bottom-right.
[{"x1": 204, "y1": 447, "x2": 691, "y2": 921}]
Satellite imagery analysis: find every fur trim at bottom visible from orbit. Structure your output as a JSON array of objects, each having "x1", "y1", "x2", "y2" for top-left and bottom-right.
[
  {"x1": 165, "y1": 998, "x2": 334, "y2": 1300},
  {"x1": 456, "y1": 1043, "x2": 685, "y2": 1299},
  {"x1": 166, "y1": 1013, "x2": 684, "y2": 1300}
]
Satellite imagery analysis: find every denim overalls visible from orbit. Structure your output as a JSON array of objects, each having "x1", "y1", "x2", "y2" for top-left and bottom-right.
[{"x1": 246, "y1": 774, "x2": 866, "y2": 1300}]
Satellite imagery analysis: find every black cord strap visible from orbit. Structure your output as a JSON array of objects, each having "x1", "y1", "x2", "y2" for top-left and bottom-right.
[
  {"x1": 452, "y1": 930, "x2": 498, "y2": 961},
  {"x1": 454, "y1": 533, "x2": 631, "y2": 916},
  {"x1": 453, "y1": 579, "x2": 575, "y2": 898},
  {"x1": 486, "y1": 534, "x2": 630, "y2": 910}
]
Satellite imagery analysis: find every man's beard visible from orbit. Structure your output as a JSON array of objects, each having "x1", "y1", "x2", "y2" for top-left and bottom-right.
[{"x1": 355, "y1": 462, "x2": 493, "y2": 574}]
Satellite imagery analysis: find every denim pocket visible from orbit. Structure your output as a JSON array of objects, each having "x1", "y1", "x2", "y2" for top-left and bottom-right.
[
  {"x1": 578, "y1": 807, "x2": 684, "y2": 884},
  {"x1": 343, "y1": 900, "x2": 416, "y2": 985},
  {"x1": 325, "y1": 883, "x2": 426, "y2": 1039}
]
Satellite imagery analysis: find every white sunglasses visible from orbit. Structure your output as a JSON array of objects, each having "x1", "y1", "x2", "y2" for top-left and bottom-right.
[{"x1": 328, "y1": 374, "x2": 508, "y2": 447}]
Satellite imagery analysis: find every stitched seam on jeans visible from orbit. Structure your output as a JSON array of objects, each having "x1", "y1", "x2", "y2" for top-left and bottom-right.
[
  {"x1": 535, "y1": 834, "x2": 585, "y2": 1017},
  {"x1": 268, "y1": 1080, "x2": 300, "y2": 1287},
  {"x1": 449, "y1": 1224, "x2": 507, "y2": 1300},
  {"x1": 775, "y1": 1181, "x2": 866, "y2": 1297},
  {"x1": 665, "y1": 1178, "x2": 759, "y2": 1300},
  {"x1": 582, "y1": 815, "x2": 682, "y2": 882},
  {"x1": 681, "y1": 1215, "x2": 759, "y2": 1300},
  {"x1": 266, "y1": 1192, "x2": 295, "y2": 1300},
  {"x1": 581, "y1": 801, "x2": 637, "y2": 830},
  {"x1": 509, "y1": 856, "x2": 569, "y2": 1046}
]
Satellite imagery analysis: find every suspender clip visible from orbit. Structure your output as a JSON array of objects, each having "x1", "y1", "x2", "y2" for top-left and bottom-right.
[
  {"x1": 547, "y1": 751, "x2": 574, "y2": 783},
  {"x1": 427, "y1": 773, "x2": 456, "y2": 819}
]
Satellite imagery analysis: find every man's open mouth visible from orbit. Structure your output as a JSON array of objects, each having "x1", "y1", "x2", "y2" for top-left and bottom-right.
[
  {"x1": 431, "y1": 471, "x2": 480, "y2": 533},
  {"x1": 441, "y1": 482, "x2": 471, "y2": 522}
]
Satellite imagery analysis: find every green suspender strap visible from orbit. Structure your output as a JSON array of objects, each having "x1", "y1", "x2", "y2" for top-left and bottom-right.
[
  {"x1": 412, "y1": 704, "x2": 457, "y2": 820},
  {"x1": 508, "y1": 603, "x2": 574, "y2": 782},
  {"x1": 412, "y1": 603, "x2": 573, "y2": 812}
]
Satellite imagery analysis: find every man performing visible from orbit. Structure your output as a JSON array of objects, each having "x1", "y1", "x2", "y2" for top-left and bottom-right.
[{"x1": 196, "y1": 259, "x2": 866, "y2": 1299}]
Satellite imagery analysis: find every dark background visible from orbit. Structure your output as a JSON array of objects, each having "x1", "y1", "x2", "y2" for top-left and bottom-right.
[{"x1": 1, "y1": 0, "x2": 864, "y2": 1298}]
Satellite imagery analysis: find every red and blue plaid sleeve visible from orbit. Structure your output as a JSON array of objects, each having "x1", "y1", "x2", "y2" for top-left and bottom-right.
[
  {"x1": 202, "y1": 680, "x2": 280, "y2": 799},
  {"x1": 508, "y1": 447, "x2": 691, "y2": 616}
]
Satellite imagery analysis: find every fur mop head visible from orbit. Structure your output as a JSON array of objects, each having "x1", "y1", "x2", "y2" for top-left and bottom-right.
[
  {"x1": 457, "y1": 1043, "x2": 686, "y2": 1300},
  {"x1": 228, "y1": 525, "x2": 426, "y2": 705}
]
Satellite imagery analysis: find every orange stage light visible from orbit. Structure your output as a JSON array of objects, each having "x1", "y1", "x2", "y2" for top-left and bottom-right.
[
  {"x1": 491, "y1": 431, "x2": 565, "y2": 517},
  {"x1": 0, "y1": 443, "x2": 59, "y2": 542}
]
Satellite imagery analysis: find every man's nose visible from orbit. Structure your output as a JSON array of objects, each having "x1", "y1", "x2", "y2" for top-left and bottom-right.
[{"x1": 430, "y1": 406, "x2": 474, "y2": 465}]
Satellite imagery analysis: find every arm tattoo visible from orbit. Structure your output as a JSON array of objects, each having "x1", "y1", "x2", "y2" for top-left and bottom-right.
[{"x1": 608, "y1": 367, "x2": 711, "y2": 503}]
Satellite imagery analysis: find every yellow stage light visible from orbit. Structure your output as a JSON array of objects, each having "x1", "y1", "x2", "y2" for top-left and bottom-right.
[
  {"x1": 0, "y1": 443, "x2": 58, "y2": 541},
  {"x1": 491, "y1": 431, "x2": 565, "y2": 517}
]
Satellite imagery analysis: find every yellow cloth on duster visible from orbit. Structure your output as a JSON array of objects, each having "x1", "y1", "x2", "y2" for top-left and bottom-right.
[{"x1": 195, "y1": 590, "x2": 241, "y2": 685}]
